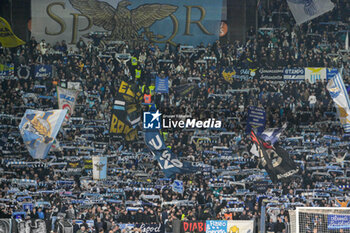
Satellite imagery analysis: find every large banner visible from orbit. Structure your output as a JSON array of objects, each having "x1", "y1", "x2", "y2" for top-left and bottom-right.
[
  {"x1": 92, "y1": 156, "x2": 107, "y2": 180},
  {"x1": 287, "y1": 0, "x2": 334, "y2": 25},
  {"x1": 57, "y1": 86, "x2": 79, "y2": 123},
  {"x1": 305, "y1": 67, "x2": 327, "y2": 84},
  {"x1": 259, "y1": 69, "x2": 283, "y2": 82},
  {"x1": 31, "y1": 0, "x2": 223, "y2": 46},
  {"x1": 283, "y1": 68, "x2": 304, "y2": 81},
  {"x1": 19, "y1": 109, "x2": 67, "y2": 159},
  {"x1": 34, "y1": 65, "x2": 52, "y2": 79},
  {"x1": 246, "y1": 106, "x2": 266, "y2": 135}
]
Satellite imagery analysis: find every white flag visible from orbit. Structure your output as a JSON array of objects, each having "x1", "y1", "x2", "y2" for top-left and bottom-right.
[
  {"x1": 287, "y1": 0, "x2": 334, "y2": 25},
  {"x1": 93, "y1": 156, "x2": 107, "y2": 180},
  {"x1": 57, "y1": 86, "x2": 79, "y2": 124},
  {"x1": 327, "y1": 72, "x2": 350, "y2": 133}
]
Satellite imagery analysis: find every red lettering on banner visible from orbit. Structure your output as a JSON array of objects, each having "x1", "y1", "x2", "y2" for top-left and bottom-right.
[
  {"x1": 182, "y1": 222, "x2": 206, "y2": 232},
  {"x1": 183, "y1": 222, "x2": 189, "y2": 231},
  {"x1": 192, "y1": 222, "x2": 197, "y2": 231},
  {"x1": 198, "y1": 222, "x2": 204, "y2": 232}
]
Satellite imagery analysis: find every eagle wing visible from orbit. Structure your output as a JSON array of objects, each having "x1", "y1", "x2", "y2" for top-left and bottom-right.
[
  {"x1": 131, "y1": 4, "x2": 178, "y2": 31},
  {"x1": 69, "y1": 0, "x2": 116, "y2": 31}
]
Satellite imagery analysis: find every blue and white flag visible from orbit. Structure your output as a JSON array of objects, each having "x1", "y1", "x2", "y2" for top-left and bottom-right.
[
  {"x1": 250, "y1": 124, "x2": 287, "y2": 157},
  {"x1": 287, "y1": 0, "x2": 334, "y2": 25},
  {"x1": 155, "y1": 76, "x2": 169, "y2": 93},
  {"x1": 260, "y1": 123, "x2": 287, "y2": 145},
  {"x1": 19, "y1": 109, "x2": 67, "y2": 159},
  {"x1": 172, "y1": 180, "x2": 184, "y2": 194},
  {"x1": 144, "y1": 129, "x2": 198, "y2": 178},
  {"x1": 57, "y1": 86, "x2": 79, "y2": 124},
  {"x1": 327, "y1": 72, "x2": 350, "y2": 133}
]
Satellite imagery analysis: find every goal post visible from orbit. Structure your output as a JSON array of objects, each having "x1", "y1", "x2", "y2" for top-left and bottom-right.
[{"x1": 290, "y1": 207, "x2": 350, "y2": 233}]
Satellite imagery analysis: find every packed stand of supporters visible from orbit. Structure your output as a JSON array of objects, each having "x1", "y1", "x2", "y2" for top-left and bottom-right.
[{"x1": 0, "y1": 1, "x2": 349, "y2": 232}]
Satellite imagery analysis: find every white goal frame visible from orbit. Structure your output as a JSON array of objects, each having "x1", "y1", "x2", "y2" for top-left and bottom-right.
[{"x1": 293, "y1": 207, "x2": 350, "y2": 233}]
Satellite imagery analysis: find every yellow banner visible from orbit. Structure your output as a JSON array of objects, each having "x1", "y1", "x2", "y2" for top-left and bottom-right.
[{"x1": 0, "y1": 17, "x2": 25, "y2": 48}]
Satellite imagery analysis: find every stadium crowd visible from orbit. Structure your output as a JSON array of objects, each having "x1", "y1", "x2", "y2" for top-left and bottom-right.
[{"x1": 0, "y1": 0, "x2": 349, "y2": 232}]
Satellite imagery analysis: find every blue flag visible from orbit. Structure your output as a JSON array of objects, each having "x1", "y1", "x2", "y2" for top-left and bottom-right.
[
  {"x1": 144, "y1": 129, "x2": 198, "y2": 178},
  {"x1": 34, "y1": 65, "x2": 52, "y2": 79},
  {"x1": 246, "y1": 106, "x2": 266, "y2": 134},
  {"x1": 155, "y1": 76, "x2": 169, "y2": 93},
  {"x1": 260, "y1": 123, "x2": 287, "y2": 145},
  {"x1": 19, "y1": 109, "x2": 67, "y2": 159}
]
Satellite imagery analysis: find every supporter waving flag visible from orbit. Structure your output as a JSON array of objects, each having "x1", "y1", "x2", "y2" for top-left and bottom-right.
[
  {"x1": 327, "y1": 72, "x2": 350, "y2": 133},
  {"x1": 250, "y1": 130, "x2": 299, "y2": 183},
  {"x1": 19, "y1": 109, "x2": 67, "y2": 159}
]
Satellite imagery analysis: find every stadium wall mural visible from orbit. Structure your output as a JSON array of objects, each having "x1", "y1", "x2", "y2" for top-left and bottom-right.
[{"x1": 31, "y1": 0, "x2": 223, "y2": 46}]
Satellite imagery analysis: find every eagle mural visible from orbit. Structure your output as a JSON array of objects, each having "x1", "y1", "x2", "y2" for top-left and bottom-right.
[{"x1": 69, "y1": 0, "x2": 178, "y2": 40}]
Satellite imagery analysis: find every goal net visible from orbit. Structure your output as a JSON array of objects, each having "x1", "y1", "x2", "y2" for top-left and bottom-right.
[{"x1": 290, "y1": 207, "x2": 350, "y2": 233}]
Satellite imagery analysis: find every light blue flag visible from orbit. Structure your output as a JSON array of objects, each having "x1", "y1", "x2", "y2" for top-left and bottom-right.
[
  {"x1": 92, "y1": 156, "x2": 107, "y2": 180},
  {"x1": 287, "y1": 0, "x2": 334, "y2": 25},
  {"x1": 19, "y1": 109, "x2": 67, "y2": 159},
  {"x1": 327, "y1": 72, "x2": 350, "y2": 133}
]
